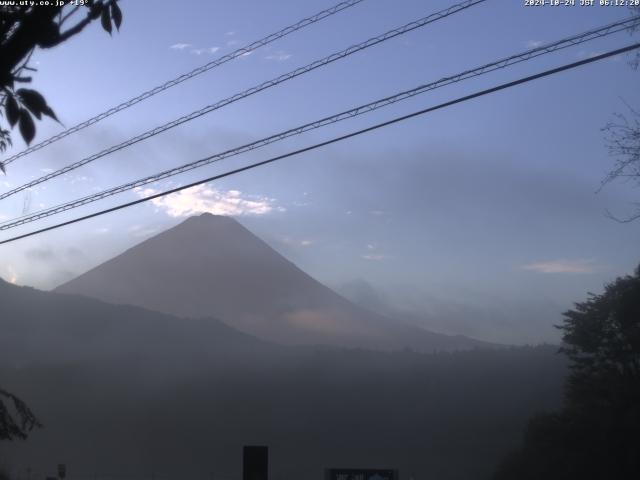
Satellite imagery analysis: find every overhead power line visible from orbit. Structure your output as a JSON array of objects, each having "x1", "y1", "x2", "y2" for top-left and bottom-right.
[
  {"x1": 1, "y1": 42, "x2": 637, "y2": 246},
  {"x1": 2, "y1": 16, "x2": 637, "y2": 231},
  {"x1": 0, "y1": 0, "x2": 486, "y2": 200},
  {"x1": 0, "y1": 0, "x2": 367, "y2": 166}
]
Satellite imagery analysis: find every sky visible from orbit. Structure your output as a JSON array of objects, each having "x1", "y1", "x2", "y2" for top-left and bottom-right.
[{"x1": 1, "y1": 0, "x2": 639, "y2": 344}]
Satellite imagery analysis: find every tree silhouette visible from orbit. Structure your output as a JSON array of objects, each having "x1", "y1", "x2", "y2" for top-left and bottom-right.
[
  {"x1": 600, "y1": 6, "x2": 640, "y2": 221},
  {"x1": 561, "y1": 265, "x2": 640, "y2": 415},
  {"x1": 493, "y1": 265, "x2": 640, "y2": 480},
  {"x1": 0, "y1": 389, "x2": 41, "y2": 441},
  {"x1": 0, "y1": 0, "x2": 123, "y2": 443},
  {"x1": 0, "y1": 0, "x2": 122, "y2": 171}
]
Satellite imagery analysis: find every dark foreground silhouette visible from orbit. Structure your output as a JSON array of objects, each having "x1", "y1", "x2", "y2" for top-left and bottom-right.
[{"x1": 493, "y1": 265, "x2": 640, "y2": 480}]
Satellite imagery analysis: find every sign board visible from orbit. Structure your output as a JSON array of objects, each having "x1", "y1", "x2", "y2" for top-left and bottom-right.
[
  {"x1": 325, "y1": 468, "x2": 398, "y2": 480},
  {"x1": 243, "y1": 445, "x2": 268, "y2": 480}
]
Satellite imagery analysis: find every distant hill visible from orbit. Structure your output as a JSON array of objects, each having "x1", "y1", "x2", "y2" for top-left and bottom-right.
[
  {"x1": 0, "y1": 277, "x2": 269, "y2": 369},
  {"x1": 0, "y1": 279, "x2": 565, "y2": 480},
  {"x1": 56, "y1": 213, "x2": 494, "y2": 352},
  {"x1": 338, "y1": 278, "x2": 564, "y2": 345}
]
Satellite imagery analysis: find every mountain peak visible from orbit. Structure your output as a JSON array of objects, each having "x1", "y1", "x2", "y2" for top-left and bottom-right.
[
  {"x1": 57, "y1": 217, "x2": 493, "y2": 352},
  {"x1": 197, "y1": 212, "x2": 231, "y2": 220},
  {"x1": 180, "y1": 212, "x2": 238, "y2": 225}
]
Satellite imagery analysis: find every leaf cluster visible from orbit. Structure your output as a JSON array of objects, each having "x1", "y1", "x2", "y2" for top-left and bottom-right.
[
  {"x1": 3, "y1": 88, "x2": 58, "y2": 147},
  {"x1": 0, "y1": 0, "x2": 122, "y2": 167}
]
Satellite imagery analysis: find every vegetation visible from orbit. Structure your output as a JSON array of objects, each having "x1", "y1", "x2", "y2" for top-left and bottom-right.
[
  {"x1": 0, "y1": 0, "x2": 122, "y2": 165},
  {"x1": 601, "y1": 6, "x2": 640, "y2": 221},
  {"x1": 493, "y1": 265, "x2": 640, "y2": 479},
  {"x1": 0, "y1": 389, "x2": 41, "y2": 441}
]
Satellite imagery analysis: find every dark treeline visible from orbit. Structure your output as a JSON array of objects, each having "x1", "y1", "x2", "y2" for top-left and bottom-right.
[
  {"x1": 0, "y1": 280, "x2": 566, "y2": 480},
  {"x1": 493, "y1": 265, "x2": 640, "y2": 480}
]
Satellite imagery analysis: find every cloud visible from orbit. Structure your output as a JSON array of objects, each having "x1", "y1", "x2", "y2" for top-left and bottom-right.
[
  {"x1": 190, "y1": 46, "x2": 220, "y2": 55},
  {"x1": 521, "y1": 259, "x2": 598, "y2": 274},
  {"x1": 24, "y1": 246, "x2": 85, "y2": 265},
  {"x1": 171, "y1": 43, "x2": 219, "y2": 55},
  {"x1": 69, "y1": 175, "x2": 90, "y2": 185},
  {"x1": 25, "y1": 247, "x2": 56, "y2": 262},
  {"x1": 527, "y1": 40, "x2": 543, "y2": 48},
  {"x1": 65, "y1": 247, "x2": 85, "y2": 260},
  {"x1": 576, "y1": 50, "x2": 603, "y2": 59},
  {"x1": 360, "y1": 243, "x2": 388, "y2": 260},
  {"x1": 265, "y1": 50, "x2": 292, "y2": 62},
  {"x1": 170, "y1": 43, "x2": 192, "y2": 50},
  {"x1": 128, "y1": 224, "x2": 159, "y2": 238},
  {"x1": 3, "y1": 265, "x2": 18, "y2": 284},
  {"x1": 361, "y1": 254, "x2": 387, "y2": 261},
  {"x1": 284, "y1": 308, "x2": 376, "y2": 336},
  {"x1": 135, "y1": 185, "x2": 277, "y2": 217},
  {"x1": 278, "y1": 236, "x2": 312, "y2": 247}
]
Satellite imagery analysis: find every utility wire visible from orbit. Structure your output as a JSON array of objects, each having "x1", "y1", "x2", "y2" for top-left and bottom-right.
[
  {"x1": 0, "y1": 0, "x2": 486, "y2": 200},
  {"x1": 0, "y1": 0, "x2": 367, "y2": 166},
  {"x1": 1, "y1": 42, "x2": 637, "y2": 246},
  {"x1": 1, "y1": 16, "x2": 637, "y2": 230}
]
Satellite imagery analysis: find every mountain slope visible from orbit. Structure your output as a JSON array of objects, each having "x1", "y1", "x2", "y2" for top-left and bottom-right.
[
  {"x1": 56, "y1": 214, "x2": 492, "y2": 351},
  {"x1": 0, "y1": 277, "x2": 268, "y2": 370}
]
